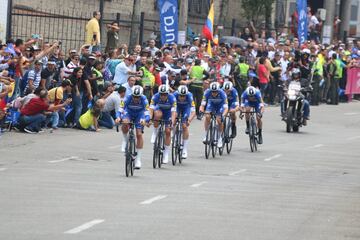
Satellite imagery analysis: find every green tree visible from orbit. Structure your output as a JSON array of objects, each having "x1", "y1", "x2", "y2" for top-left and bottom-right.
[{"x1": 241, "y1": 0, "x2": 275, "y2": 27}]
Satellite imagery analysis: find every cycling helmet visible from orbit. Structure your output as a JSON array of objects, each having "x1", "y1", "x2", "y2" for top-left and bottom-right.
[
  {"x1": 223, "y1": 81, "x2": 233, "y2": 91},
  {"x1": 210, "y1": 82, "x2": 220, "y2": 91},
  {"x1": 178, "y1": 85, "x2": 188, "y2": 95},
  {"x1": 132, "y1": 85, "x2": 143, "y2": 96},
  {"x1": 158, "y1": 84, "x2": 170, "y2": 94},
  {"x1": 292, "y1": 68, "x2": 301, "y2": 79},
  {"x1": 246, "y1": 86, "x2": 256, "y2": 97}
]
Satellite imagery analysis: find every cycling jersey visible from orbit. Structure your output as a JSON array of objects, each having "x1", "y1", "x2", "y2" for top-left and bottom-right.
[
  {"x1": 150, "y1": 93, "x2": 177, "y2": 124},
  {"x1": 121, "y1": 95, "x2": 150, "y2": 129},
  {"x1": 173, "y1": 91, "x2": 195, "y2": 121},
  {"x1": 201, "y1": 89, "x2": 228, "y2": 116},
  {"x1": 226, "y1": 88, "x2": 240, "y2": 110},
  {"x1": 241, "y1": 89, "x2": 263, "y2": 112}
]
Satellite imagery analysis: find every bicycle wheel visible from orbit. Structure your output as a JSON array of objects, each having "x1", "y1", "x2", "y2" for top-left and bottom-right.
[
  {"x1": 205, "y1": 127, "x2": 211, "y2": 159},
  {"x1": 225, "y1": 119, "x2": 233, "y2": 154},
  {"x1": 153, "y1": 136, "x2": 159, "y2": 169},
  {"x1": 211, "y1": 122, "x2": 217, "y2": 158},
  {"x1": 158, "y1": 129, "x2": 163, "y2": 168},
  {"x1": 125, "y1": 142, "x2": 131, "y2": 177},
  {"x1": 251, "y1": 117, "x2": 258, "y2": 152},
  {"x1": 171, "y1": 125, "x2": 178, "y2": 166},
  {"x1": 178, "y1": 128, "x2": 183, "y2": 164},
  {"x1": 130, "y1": 137, "x2": 135, "y2": 176},
  {"x1": 249, "y1": 116, "x2": 255, "y2": 152}
]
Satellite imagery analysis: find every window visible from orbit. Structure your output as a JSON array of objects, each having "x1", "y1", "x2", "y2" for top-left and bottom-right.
[
  {"x1": 350, "y1": 3, "x2": 358, "y2": 21},
  {"x1": 188, "y1": 0, "x2": 210, "y2": 16}
]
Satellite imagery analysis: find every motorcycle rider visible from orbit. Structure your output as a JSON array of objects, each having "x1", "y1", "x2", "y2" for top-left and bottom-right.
[{"x1": 281, "y1": 68, "x2": 311, "y2": 125}]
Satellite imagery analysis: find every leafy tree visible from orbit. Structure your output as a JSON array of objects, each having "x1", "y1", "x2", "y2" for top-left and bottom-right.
[{"x1": 241, "y1": 0, "x2": 275, "y2": 27}]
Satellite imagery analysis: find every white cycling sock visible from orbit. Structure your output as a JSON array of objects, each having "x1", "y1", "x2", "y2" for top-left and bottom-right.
[
  {"x1": 164, "y1": 145, "x2": 170, "y2": 155},
  {"x1": 122, "y1": 132, "x2": 128, "y2": 142},
  {"x1": 136, "y1": 148, "x2": 142, "y2": 159},
  {"x1": 183, "y1": 139, "x2": 189, "y2": 150}
]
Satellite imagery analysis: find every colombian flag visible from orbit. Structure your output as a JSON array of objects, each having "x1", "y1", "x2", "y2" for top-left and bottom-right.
[{"x1": 202, "y1": 0, "x2": 214, "y2": 41}]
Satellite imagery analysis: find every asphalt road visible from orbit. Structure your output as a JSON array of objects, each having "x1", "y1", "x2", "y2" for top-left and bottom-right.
[{"x1": 1, "y1": 102, "x2": 360, "y2": 240}]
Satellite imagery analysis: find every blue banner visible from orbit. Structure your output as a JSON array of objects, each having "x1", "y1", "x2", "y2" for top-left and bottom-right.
[
  {"x1": 157, "y1": 0, "x2": 178, "y2": 45},
  {"x1": 297, "y1": 0, "x2": 308, "y2": 45}
]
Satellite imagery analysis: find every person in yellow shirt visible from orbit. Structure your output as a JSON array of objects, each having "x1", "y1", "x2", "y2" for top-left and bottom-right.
[
  {"x1": 78, "y1": 99, "x2": 105, "y2": 131},
  {"x1": 47, "y1": 80, "x2": 72, "y2": 129},
  {"x1": 86, "y1": 11, "x2": 101, "y2": 52}
]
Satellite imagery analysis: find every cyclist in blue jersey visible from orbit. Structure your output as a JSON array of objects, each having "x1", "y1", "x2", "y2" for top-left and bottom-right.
[
  {"x1": 240, "y1": 86, "x2": 265, "y2": 144},
  {"x1": 119, "y1": 85, "x2": 150, "y2": 169},
  {"x1": 149, "y1": 84, "x2": 177, "y2": 164},
  {"x1": 199, "y1": 82, "x2": 228, "y2": 148},
  {"x1": 173, "y1": 85, "x2": 196, "y2": 158},
  {"x1": 223, "y1": 81, "x2": 240, "y2": 138}
]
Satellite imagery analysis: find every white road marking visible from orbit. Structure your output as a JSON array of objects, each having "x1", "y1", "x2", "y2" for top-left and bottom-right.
[
  {"x1": 0, "y1": 168, "x2": 7, "y2": 171},
  {"x1": 229, "y1": 169, "x2": 247, "y2": 176},
  {"x1": 307, "y1": 144, "x2": 325, "y2": 149},
  {"x1": 64, "y1": 219, "x2": 105, "y2": 234},
  {"x1": 140, "y1": 195, "x2": 167, "y2": 205},
  {"x1": 347, "y1": 136, "x2": 360, "y2": 141},
  {"x1": 48, "y1": 156, "x2": 79, "y2": 163},
  {"x1": 344, "y1": 112, "x2": 360, "y2": 116},
  {"x1": 264, "y1": 154, "x2": 283, "y2": 162},
  {"x1": 107, "y1": 145, "x2": 121, "y2": 149},
  {"x1": 190, "y1": 181, "x2": 207, "y2": 188}
]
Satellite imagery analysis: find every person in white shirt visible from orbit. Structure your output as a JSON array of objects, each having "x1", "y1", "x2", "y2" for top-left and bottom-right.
[
  {"x1": 145, "y1": 39, "x2": 159, "y2": 57},
  {"x1": 280, "y1": 52, "x2": 290, "y2": 82},
  {"x1": 63, "y1": 55, "x2": 80, "y2": 78},
  {"x1": 113, "y1": 55, "x2": 138, "y2": 85},
  {"x1": 122, "y1": 76, "x2": 137, "y2": 97}
]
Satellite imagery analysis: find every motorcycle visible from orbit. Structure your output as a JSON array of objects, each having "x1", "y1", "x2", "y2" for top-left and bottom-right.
[{"x1": 282, "y1": 80, "x2": 312, "y2": 133}]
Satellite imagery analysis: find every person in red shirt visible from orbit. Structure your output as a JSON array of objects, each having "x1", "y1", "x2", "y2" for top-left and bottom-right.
[
  {"x1": 257, "y1": 57, "x2": 270, "y2": 98},
  {"x1": 19, "y1": 88, "x2": 71, "y2": 133}
]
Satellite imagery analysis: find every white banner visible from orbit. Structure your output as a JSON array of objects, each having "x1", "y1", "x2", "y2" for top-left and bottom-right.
[{"x1": 0, "y1": 0, "x2": 9, "y2": 43}]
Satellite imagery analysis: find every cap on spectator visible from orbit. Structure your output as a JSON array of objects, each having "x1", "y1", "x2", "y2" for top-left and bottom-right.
[
  {"x1": 47, "y1": 61, "x2": 56, "y2": 65},
  {"x1": 70, "y1": 49, "x2": 77, "y2": 54},
  {"x1": 32, "y1": 45, "x2": 41, "y2": 51},
  {"x1": 34, "y1": 60, "x2": 43, "y2": 65},
  {"x1": 146, "y1": 59, "x2": 153, "y2": 65},
  {"x1": 190, "y1": 46, "x2": 198, "y2": 52},
  {"x1": 88, "y1": 55, "x2": 96, "y2": 60},
  {"x1": 204, "y1": 53, "x2": 210, "y2": 58},
  {"x1": 154, "y1": 67, "x2": 161, "y2": 72},
  {"x1": 186, "y1": 58, "x2": 194, "y2": 64},
  {"x1": 193, "y1": 36, "x2": 200, "y2": 41},
  {"x1": 185, "y1": 41, "x2": 190, "y2": 46}
]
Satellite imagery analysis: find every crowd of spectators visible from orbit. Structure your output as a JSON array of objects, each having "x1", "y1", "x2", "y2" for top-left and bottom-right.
[{"x1": 1, "y1": 10, "x2": 360, "y2": 134}]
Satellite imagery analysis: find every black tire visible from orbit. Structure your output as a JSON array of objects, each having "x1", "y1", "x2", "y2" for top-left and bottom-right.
[
  {"x1": 178, "y1": 129, "x2": 183, "y2": 164},
  {"x1": 205, "y1": 127, "x2": 211, "y2": 159},
  {"x1": 158, "y1": 130, "x2": 163, "y2": 168},
  {"x1": 130, "y1": 138, "x2": 135, "y2": 176},
  {"x1": 293, "y1": 125, "x2": 299, "y2": 132},
  {"x1": 286, "y1": 106, "x2": 293, "y2": 133},
  {"x1": 171, "y1": 129, "x2": 177, "y2": 166},
  {"x1": 225, "y1": 121, "x2": 233, "y2": 154},
  {"x1": 153, "y1": 136, "x2": 159, "y2": 169},
  {"x1": 211, "y1": 122, "x2": 217, "y2": 158},
  {"x1": 251, "y1": 118, "x2": 258, "y2": 152},
  {"x1": 125, "y1": 142, "x2": 131, "y2": 177}
]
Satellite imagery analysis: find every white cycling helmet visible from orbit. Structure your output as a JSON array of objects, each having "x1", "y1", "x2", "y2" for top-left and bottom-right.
[
  {"x1": 223, "y1": 81, "x2": 233, "y2": 91},
  {"x1": 210, "y1": 82, "x2": 220, "y2": 91},
  {"x1": 178, "y1": 85, "x2": 188, "y2": 95},
  {"x1": 132, "y1": 85, "x2": 143, "y2": 96},
  {"x1": 246, "y1": 86, "x2": 257, "y2": 97},
  {"x1": 158, "y1": 84, "x2": 170, "y2": 94}
]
